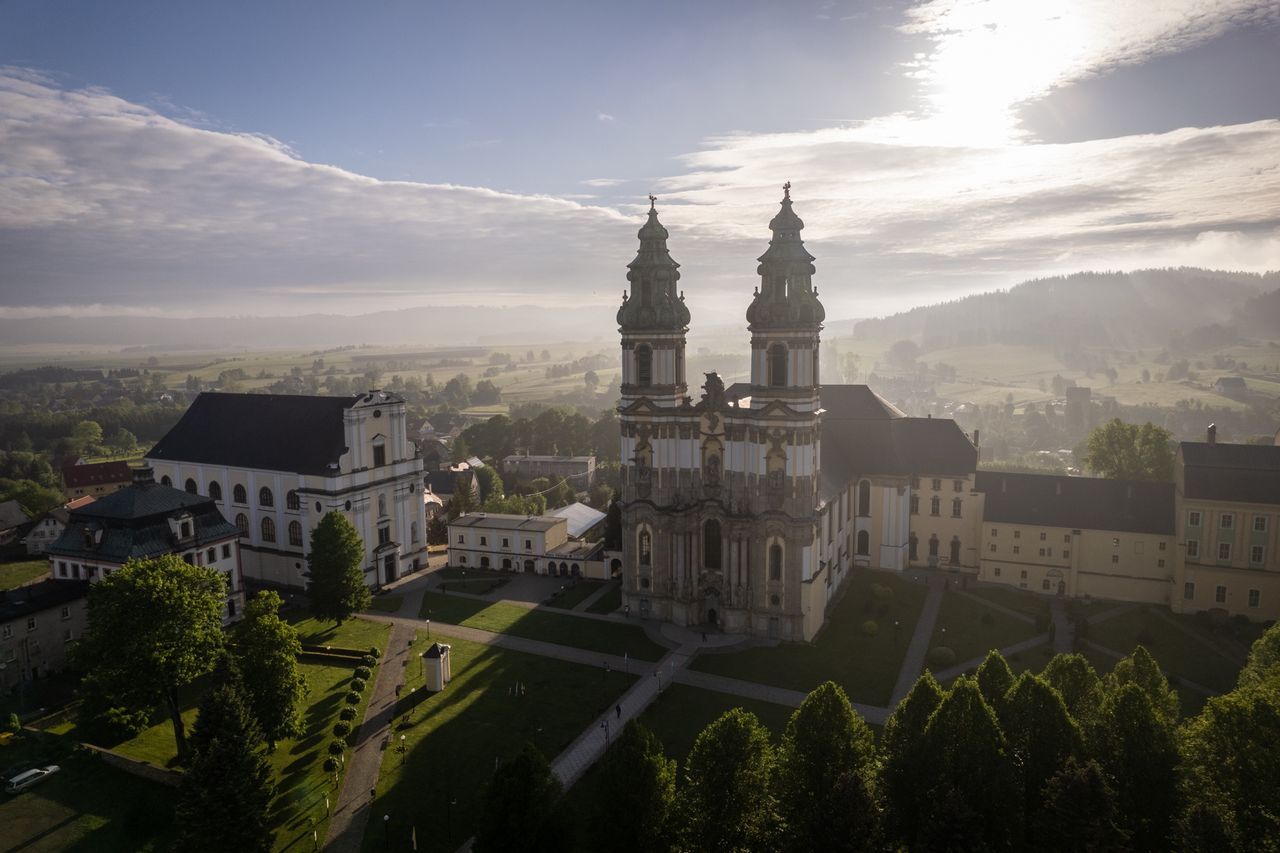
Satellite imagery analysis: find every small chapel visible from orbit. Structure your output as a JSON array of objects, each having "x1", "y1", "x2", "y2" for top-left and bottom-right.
[{"x1": 616, "y1": 187, "x2": 978, "y2": 641}]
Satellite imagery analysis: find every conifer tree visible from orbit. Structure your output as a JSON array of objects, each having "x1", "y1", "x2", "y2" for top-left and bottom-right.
[
  {"x1": 306, "y1": 511, "x2": 370, "y2": 625},
  {"x1": 176, "y1": 662, "x2": 275, "y2": 852},
  {"x1": 879, "y1": 671, "x2": 944, "y2": 843},
  {"x1": 975, "y1": 649, "x2": 1015, "y2": 709},
  {"x1": 1107, "y1": 645, "x2": 1180, "y2": 722},
  {"x1": 1042, "y1": 652, "x2": 1105, "y2": 724}
]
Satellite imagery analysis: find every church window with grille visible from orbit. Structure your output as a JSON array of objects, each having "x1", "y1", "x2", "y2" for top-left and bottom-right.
[
  {"x1": 769, "y1": 544, "x2": 782, "y2": 580},
  {"x1": 768, "y1": 344, "x2": 787, "y2": 387},
  {"x1": 259, "y1": 487, "x2": 274, "y2": 508},
  {"x1": 288, "y1": 520, "x2": 303, "y2": 547},
  {"x1": 703, "y1": 520, "x2": 722, "y2": 569},
  {"x1": 636, "y1": 345, "x2": 653, "y2": 387},
  {"x1": 261, "y1": 517, "x2": 276, "y2": 543},
  {"x1": 639, "y1": 530, "x2": 652, "y2": 566}
]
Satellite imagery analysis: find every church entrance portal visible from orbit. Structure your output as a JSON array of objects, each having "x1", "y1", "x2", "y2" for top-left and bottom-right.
[
  {"x1": 703, "y1": 589, "x2": 721, "y2": 627},
  {"x1": 707, "y1": 608, "x2": 718, "y2": 626},
  {"x1": 383, "y1": 554, "x2": 397, "y2": 585}
]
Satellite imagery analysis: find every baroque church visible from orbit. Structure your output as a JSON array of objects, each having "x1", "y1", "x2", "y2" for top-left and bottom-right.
[{"x1": 617, "y1": 188, "x2": 979, "y2": 641}]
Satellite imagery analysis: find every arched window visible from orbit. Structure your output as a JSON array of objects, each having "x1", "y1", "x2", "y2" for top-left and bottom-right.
[
  {"x1": 636, "y1": 345, "x2": 652, "y2": 387},
  {"x1": 261, "y1": 517, "x2": 276, "y2": 542},
  {"x1": 639, "y1": 530, "x2": 652, "y2": 566},
  {"x1": 235, "y1": 513, "x2": 249, "y2": 535},
  {"x1": 547, "y1": 561, "x2": 556, "y2": 574},
  {"x1": 184, "y1": 478, "x2": 198, "y2": 495},
  {"x1": 288, "y1": 520, "x2": 303, "y2": 547},
  {"x1": 769, "y1": 544, "x2": 783, "y2": 580},
  {"x1": 160, "y1": 475, "x2": 173, "y2": 487},
  {"x1": 950, "y1": 536, "x2": 961, "y2": 564},
  {"x1": 378, "y1": 494, "x2": 388, "y2": 517},
  {"x1": 502, "y1": 558, "x2": 512, "y2": 570},
  {"x1": 233, "y1": 484, "x2": 247, "y2": 504},
  {"x1": 480, "y1": 556, "x2": 491, "y2": 569},
  {"x1": 768, "y1": 343, "x2": 787, "y2": 387},
  {"x1": 286, "y1": 490, "x2": 300, "y2": 510},
  {"x1": 703, "y1": 519, "x2": 722, "y2": 570},
  {"x1": 857, "y1": 480, "x2": 871, "y2": 516},
  {"x1": 857, "y1": 530, "x2": 870, "y2": 556},
  {"x1": 208, "y1": 481, "x2": 222, "y2": 501},
  {"x1": 259, "y1": 487, "x2": 274, "y2": 508},
  {"x1": 929, "y1": 534, "x2": 939, "y2": 557}
]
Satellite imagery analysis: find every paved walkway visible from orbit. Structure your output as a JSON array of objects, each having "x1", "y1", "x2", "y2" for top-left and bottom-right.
[
  {"x1": 324, "y1": 621, "x2": 416, "y2": 853},
  {"x1": 1050, "y1": 598, "x2": 1075, "y2": 654},
  {"x1": 574, "y1": 580, "x2": 619, "y2": 613},
  {"x1": 933, "y1": 635, "x2": 1051, "y2": 683},
  {"x1": 889, "y1": 573, "x2": 947, "y2": 706},
  {"x1": 955, "y1": 588, "x2": 1037, "y2": 624}
]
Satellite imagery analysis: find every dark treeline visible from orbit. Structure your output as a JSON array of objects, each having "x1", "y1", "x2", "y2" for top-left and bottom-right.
[{"x1": 480, "y1": 626, "x2": 1280, "y2": 853}]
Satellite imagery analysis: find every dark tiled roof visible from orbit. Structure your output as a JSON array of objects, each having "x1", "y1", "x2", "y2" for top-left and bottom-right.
[
  {"x1": 62, "y1": 460, "x2": 132, "y2": 489},
  {"x1": 1180, "y1": 441, "x2": 1280, "y2": 505},
  {"x1": 822, "y1": 417, "x2": 977, "y2": 494},
  {"x1": 976, "y1": 471, "x2": 1174, "y2": 535},
  {"x1": 0, "y1": 579, "x2": 88, "y2": 624},
  {"x1": 450, "y1": 513, "x2": 563, "y2": 532},
  {"x1": 0, "y1": 499, "x2": 29, "y2": 530},
  {"x1": 45, "y1": 480, "x2": 240, "y2": 563},
  {"x1": 819, "y1": 384, "x2": 906, "y2": 419},
  {"x1": 147, "y1": 392, "x2": 357, "y2": 475}
]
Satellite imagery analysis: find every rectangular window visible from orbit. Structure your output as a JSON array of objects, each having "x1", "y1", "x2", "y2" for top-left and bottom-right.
[
  {"x1": 953, "y1": 479, "x2": 964, "y2": 493},
  {"x1": 1039, "y1": 532, "x2": 1047, "y2": 541},
  {"x1": 502, "y1": 538, "x2": 509, "y2": 548},
  {"x1": 930, "y1": 496, "x2": 940, "y2": 516},
  {"x1": 1039, "y1": 548, "x2": 1046, "y2": 557},
  {"x1": 1188, "y1": 510, "x2": 1202, "y2": 527},
  {"x1": 1014, "y1": 530, "x2": 1021, "y2": 539},
  {"x1": 1020, "y1": 569, "x2": 1028, "y2": 579},
  {"x1": 1046, "y1": 547, "x2": 1053, "y2": 557},
  {"x1": 58, "y1": 563, "x2": 67, "y2": 578},
  {"x1": 1184, "y1": 582, "x2": 1195, "y2": 600},
  {"x1": 1013, "y1": 545, "x2": 1020, "y2": 555},
  {"x1": 1, "y1": 625, "x2": 9, "y2": 639},
  {"x1": 1251, "y1": 545, "x2": 1265, "y2": 564},
  {"x1": 479, "y1": 536, "x2": 487, "y2": 546},
  {"x1": 1064, "y1": 534, "x2": 1071, "y2": 543},
  {"x1": 378, "y1": 527, "x2": 391, "y2": 546},
  {"x1": 951, "y1": 498, "x2": 962, "y2": 518},
  {"x1": 1187, "y1": 540, "x2": 1200, "y2": 558},
  {"x1": 1158, "y1": 541, "x2": 1167, "y2": 551},
  {"x1": 60, "y1": 606, "x2": 70, "y2": 620},
  {"x1": 27, "y1": 616, "x2": 36, "y2": 631},
  {"x1": 989, "y1": 544, "x2": 997, "y2": 553},
  {"x1": 1112, "y1": 538, "x2": 1120, "y2": 547},
  {"x1": 1042, "y1": 579, "x2": 1051, "y2": 590},
  {"x1": 911, "y1": 476, "x2": 920, "y2": 489},
  {"x1": 456, "y1": 534, "x2": 464, "y2": 545},
  {"x1": 1221, "y1": 513, "x2": 1234, "y2": 529},
  {"x1": 1249, "y1": 589, "x2": 1260, "y2": 608},
  {"x1": 63, "y1": 629, "x2": 73, "y2": 642},
  {"x1": 524, "y1": 539, "x2": 532, "y2": 550},
  {"x1": 1063, "y1": 550, "x2": 1070, "y2": 559},
  {"x1": 1157, "y1": 559, "x2": 1165, "y2": 568},
  {"x1": 1111, "y1": 554, "x2": 1120, "y2": 564},
  {"x1": 373, "y1": 445, "x2": 387, "y2": 467},
  {"x1": 1255, "y1": 516, "x2": 1268, "y2": 533},
  {"x1": 909, "y1": 496, "x2": 919, "y2": 515},
  {"x1": 931, "y1": 479, "x2": 941, "y2": 491},
  {"x1": 222, "y1": 544, "x2": 231, "y2": 559},
  {"x1": 1216, "y1": 585, "x2": 1227, "y2": 603},
  {"x1": 1219, "y1": 542, "x2": 1232, "y2": 561},
  {"x1": 991, "y1": 528, "x2": 998, "y2": 537}
]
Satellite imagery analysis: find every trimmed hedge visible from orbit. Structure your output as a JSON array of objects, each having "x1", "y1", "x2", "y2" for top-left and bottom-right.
[
  {"x1": 345, "y1": 691, "x2": 361, "y2": 705},
  {"x1": 354, "y1": 666, "x2": 372, "y2": 681},
  {"x1": 333, "y1": 721, "x2": 351, "y2": 737},
  {"x1": 340, "y1": 706, "x2": 357, "y2": 721}
]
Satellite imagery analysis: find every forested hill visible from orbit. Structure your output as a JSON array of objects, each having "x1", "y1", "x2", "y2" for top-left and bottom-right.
[{"x1": 854, "y1": 268, "x2": 1279, "y2": 349}]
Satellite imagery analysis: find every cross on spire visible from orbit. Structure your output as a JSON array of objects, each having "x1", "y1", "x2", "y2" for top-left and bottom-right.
[
  {"x1": 782, "y1": 181, "x2": 791, "y2": 199},
  {"x1": 648, "y1": 194, "x2": 657, "y2": 212}
]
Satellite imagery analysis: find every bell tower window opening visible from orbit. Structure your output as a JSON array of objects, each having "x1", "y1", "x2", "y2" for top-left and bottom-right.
[
  {"x1": 857, "y1": 480, "x2": 871, "y2": 517},
  {"x1": 636, "y1": 345, "x2": 653, "y2": 387},
  {"x1": 768, "y1": 343, "x2": 787, "y2": 388},
  {"x1": 703, "y1": 519, "x2": 722, "y2": 570},
  {"x1": 769, "y1": 543, "x2": 783, "y2": 580},
  {"x1": 639, "y1": 530, "x2": 652, "y2": 566}
]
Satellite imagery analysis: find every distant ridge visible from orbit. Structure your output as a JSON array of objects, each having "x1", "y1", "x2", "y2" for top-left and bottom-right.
[{"x1": 854, "y1": 268, "x2": 1280, "y2": 349}]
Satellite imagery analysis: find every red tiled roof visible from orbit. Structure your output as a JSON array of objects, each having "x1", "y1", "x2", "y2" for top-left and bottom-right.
[{"x1": 62, "y1": 460, "x2": 132, "y2": 488}]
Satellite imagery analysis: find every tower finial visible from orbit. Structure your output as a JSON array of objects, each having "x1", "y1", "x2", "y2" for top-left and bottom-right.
[
  {"x1": 782, "y1": 181, "x2": 791, "y2": 199},
  {"x1": 648, "y1": 193, "x2": 657, "y2": 212}
]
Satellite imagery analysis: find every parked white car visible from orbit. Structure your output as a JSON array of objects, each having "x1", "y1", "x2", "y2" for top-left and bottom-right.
[{"x1": 4, "y1": 765, "x2": 60, "y2": 794}]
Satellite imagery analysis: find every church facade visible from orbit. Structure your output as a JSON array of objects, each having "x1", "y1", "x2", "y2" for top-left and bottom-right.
[{"x1": 616, "y1": 189, "x2": 979, "y2": 641}]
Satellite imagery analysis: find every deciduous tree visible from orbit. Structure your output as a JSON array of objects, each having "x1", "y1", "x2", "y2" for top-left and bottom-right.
[
  {"x1": 475, "y1": 743, "x2": 571, "y2": 853},
  {"x1": 1042, "y1": 652, "x2": 1104, "y2": 724},
  {"x1": 231, "y1": 591, "x2": 307, "y2": 746},
  {"x1": 585, "y1": 721, "x2": 675, "y2": 853},
  {"x1": 306, "y1": 511, "x2": 370, "y2": 625},
  {"x1": 1108, "y1": 645, "x2": 1179, "y2": 722},
  {"x1": 71, "y1": 555, "x2": 226, "y2": 762},
  {"x1": 1083, "y1": 419, "x2": 1174, "y2": 481},
  {"x1": 1033, "y1": 757, "x2": 1127, "y2": 852},
  {"x1": 879, "y1": 671, "x2": 944, "y2": 843},
  {"x1": 679, "y1": 708, "x2": 777, "y2": 853},
  {"x1": 976, "y1": 649, "x2": 1015, "y2": 708},
  {"x1": 1001, "y1": 673, "x2": 1085, "y2": 844}
]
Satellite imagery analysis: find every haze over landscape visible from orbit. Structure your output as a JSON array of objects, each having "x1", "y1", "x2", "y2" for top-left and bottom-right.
[{"x1": 2, "y1": 0, "x2": 1278, "y2": 334}]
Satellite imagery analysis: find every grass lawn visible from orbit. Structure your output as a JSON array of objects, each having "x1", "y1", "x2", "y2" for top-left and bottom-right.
[
  {"x1": 362, "y1": 630, "x2": 637, "y2": 853},
  {"x1": 418, "y1": 592, "x2": 668, "y2": 661},
  {"x1": 1087, "y1": 606, "x2": 1243, "y2": 694},
  {"x1": 291, "y1": 614, "x2": 392, "y2": 654},
  {"x1": 439, "y1": 578, "x2": 508, "y2": 595},
  {"x1": 546, "y1": 580, "x2": 603, "y2": 610},
  {"x1": 366, "y1": 595, "x2": 404, "y2": 613},
  {"x1": 963, "y1": 584, "x2": 1051, "y2": 622},
  {"x1": 585, "y1": 584, "x2": 622, "y2": 614},
  {"x1": 0, "y1": 558, "x2": 49, "y2": 590},
  {"x1": 688, "y1": 569, "x2": 929, "y2": 707},
  {"x1": 929, "y1": 589, "x2": 1044, "y2": 668},
  {"x1": 0, "y1": 733, "x2": 178, "y2": 851}
]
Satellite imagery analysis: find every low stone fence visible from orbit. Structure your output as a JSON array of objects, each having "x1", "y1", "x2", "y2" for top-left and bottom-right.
[{"x1": 80, "y1": 742, "x2": 183, "y2": 787}]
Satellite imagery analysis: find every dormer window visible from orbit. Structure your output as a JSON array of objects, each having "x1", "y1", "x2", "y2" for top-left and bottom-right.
[{"x1": 180, "y1": 521, "x2": 192, "y2": 538}]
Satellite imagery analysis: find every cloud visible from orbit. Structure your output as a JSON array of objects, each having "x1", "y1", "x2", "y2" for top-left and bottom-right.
[
  {"x1": 582, "y1": 177, "x2": 626, "y2": 187},
  {"x1": 0, "y1": 69, "x2": 630, "y2": 315},
  {"x1": 596, "y1": 112, "x2": 615, "y2": 123}
]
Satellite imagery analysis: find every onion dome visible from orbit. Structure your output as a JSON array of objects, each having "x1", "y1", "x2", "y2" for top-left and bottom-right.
[
  {"x1": 746, "y1": 183, "x2": 825, "y2": 328},
  {"x1": 617, "y1": 196, "x2": 690, "y2": 330}
]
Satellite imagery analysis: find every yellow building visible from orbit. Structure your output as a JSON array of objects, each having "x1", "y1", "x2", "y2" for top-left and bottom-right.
[
  {"x1": 974, "y1": 472, "x2": 1175, "y2": 604},
  {"x1": 1173, "y1": 431, "x2": 1280, "y2": 621}
]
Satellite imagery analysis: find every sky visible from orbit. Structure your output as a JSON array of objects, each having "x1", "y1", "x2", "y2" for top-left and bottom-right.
[{"x1": 1, "y1": 0, "x2": 1279, "y2": 326}]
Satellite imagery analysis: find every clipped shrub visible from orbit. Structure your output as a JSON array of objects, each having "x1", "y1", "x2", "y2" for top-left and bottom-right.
[
  {"x1": 323, "y1": 757, "x2": 340, "y2": 773},
  {"x1": 6, "y1": 712, "x2": 20, "y2": 734},
  {"x1": 362, "y1": 655, "x2": 377, "y2": 668},
  {"x1": 333, "y1": 721, "x2": 351, "y2": 737},
  {"x1": 927, "y1": 646, "x2": 957, "y2": 668},
  {"x1": 345, "y1": 691, "x2": 361, "y2": 705},
  {"x1": 368, "y1": 646, "x2": 381, "y2": 659},
  {"x1": 350, "y1": 678, "x2": 366, "y2": 693},
  {"x1": 340, "y1": 706, "x2": 357, "y2": 721},
  {"x1": 328, "y1": 739, "x2": 346, "y2": 756},
  {"x1": 871, "y1": 583, "x2": 894, "y2": 602},
  {"x1": 354, "y1": 666, "x2": 372, "y2": 681},
  {"x1": 861, "y1": 619, "x2": 880, "y2": 637}
]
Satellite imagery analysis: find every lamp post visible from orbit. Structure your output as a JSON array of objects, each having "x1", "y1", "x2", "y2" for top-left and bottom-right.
[
  {"x1": 426, "y1": 617, "x2": 431, "y2": 640},
  {"x1": 447, "y1": 796, "x2": 456, "y2": 840},
  {"x1": 600, "y1": 718, "x2": 610, "y2": 748},
  {"x1": 398, "y1": 734, "x2": 407, "y2": 765},
  {"x1": 383, "y1": 814, "x2": 390, "y2": 850}
]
